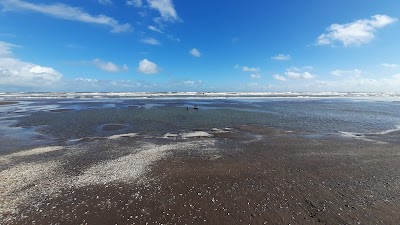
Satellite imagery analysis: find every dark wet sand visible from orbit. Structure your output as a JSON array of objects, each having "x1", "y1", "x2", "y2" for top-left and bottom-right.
[
  {"x1": 0, "y1": 102, "x2": 18, "y2": 106},
  {"x1": 48, "y1": 109, "x2": 75, "y2": 113},
  {"x1": 3, "y1": 127, "x2": 400, "y2": 225},
  {"x1": 100, "y1": 123, "x2": 129, "y2": 132}
]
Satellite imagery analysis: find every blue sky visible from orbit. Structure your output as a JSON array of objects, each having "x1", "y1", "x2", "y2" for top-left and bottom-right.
[{"x1": 0, "y1": 0, "x2": 400, "y2": 92}]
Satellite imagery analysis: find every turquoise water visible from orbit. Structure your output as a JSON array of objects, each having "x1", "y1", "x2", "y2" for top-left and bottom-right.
[{"x1": 1, "y1": 97, "x2": 400, "y2": 152}]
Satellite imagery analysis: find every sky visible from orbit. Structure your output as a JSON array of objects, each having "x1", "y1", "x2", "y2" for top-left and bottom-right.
[{"x1": 0, "y1": 0, "x2": 400, "y2": 92}]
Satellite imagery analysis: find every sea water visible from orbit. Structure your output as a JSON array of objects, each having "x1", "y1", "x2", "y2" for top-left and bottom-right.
[{"x1": 1, "y1": 92, "x2": 400, "y2": 153}]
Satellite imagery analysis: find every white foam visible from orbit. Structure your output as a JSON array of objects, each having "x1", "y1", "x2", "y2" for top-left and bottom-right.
[
  {"x1": 211, "y1": 128, "x2": 229, "y2": 133},
  {"x1": 163, "y1": 133, "x2": 179, "y2": 138},
  {"x1": 107, "y1": 133, "x2": 137, "y2": 140},
  {"x1": 377, "y1": 125, "x2": 400, "y2": 135},
  {"x1": 181, "y1": 131, "x2": 213, "y2": 138},
  {"x1": 339, "y1": 131, "x2": 386, "y2": 144}
]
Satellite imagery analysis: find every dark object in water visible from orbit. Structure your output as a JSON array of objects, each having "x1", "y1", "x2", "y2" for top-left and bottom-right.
[{"x1": 193, "y1": 106, "x2": 199, "y2": 110}]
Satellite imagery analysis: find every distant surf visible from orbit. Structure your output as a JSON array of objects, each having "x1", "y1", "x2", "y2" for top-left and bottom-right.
[{"x1": 1, "y1": 91, "x2": 400, "y2": 100}]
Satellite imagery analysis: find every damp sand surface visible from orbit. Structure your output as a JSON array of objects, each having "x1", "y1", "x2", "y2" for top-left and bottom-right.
[
  {"x1": 48, "y1": 109, "x2": 75, "y2": 113},
  {"x1": 0, "y1": 102, "x2": 18, "y2": 106},
  {"x1": 1, "y1": 127, "x2": 400, "y2": 225},
  {"x1": 100, "y1": 123, "x2": 129, "y2": 132}
]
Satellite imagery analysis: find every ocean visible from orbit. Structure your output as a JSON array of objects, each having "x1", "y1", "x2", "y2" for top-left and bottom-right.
[{"x1": 1, "y1": 92, "x2": 400, "y2": 153}]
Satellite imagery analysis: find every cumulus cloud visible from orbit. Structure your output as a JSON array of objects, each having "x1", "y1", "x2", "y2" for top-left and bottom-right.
[
  {"x1": 126, "y1": 0, "x2": 142, "y2": 7},
  {"x1": 141, "y1": 37, "x2": 161, "y2": 45},
  {"x1": 317, "y1": 14, "x2": 397, "y2": 46},
  {"x1": 273, "y1": 74, "x2": 287, "y2": 81},
  {"x1": 242, "y1": 66, "x2": 260, "y2": 72},
  {"x1": 190, "y1": 48, "x2": 201, "y2": 57},
  {"x1": 92, "y1": 59, "x2": 128, "y2": 73},
  {"x1": 271, "y1": 54, "x2": 291, "y2": 61},
  {"x1": 147, "y1": 0, "x2": 179, "y2": 22},
  {"x1": 0, "y1": 0, "x2": 132, "y2": 33},
  {"x1": 286, "y1": 71, "x2": 315, "y2": 79},
  {"x1": 138, "y1": 59, "x2": 159, "y2": 74},
  {"x1": 272, "y1": 67, "x2": 316, "y2": 82},
  {"x1": 0, "y1": 41, "x2": 62, "y2": 87}
]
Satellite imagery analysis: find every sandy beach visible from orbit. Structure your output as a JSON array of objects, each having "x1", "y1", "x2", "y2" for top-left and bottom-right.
[{"x1": 1, "y1": 125, "x2": 400, "y2": 225}]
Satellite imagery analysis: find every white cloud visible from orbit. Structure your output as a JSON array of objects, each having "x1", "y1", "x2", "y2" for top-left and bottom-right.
[
  {"x1": 73, "y1": 78, "x2": 100, "y2": 87},
  {"x1": 183, "y1": 80, "x2": 202, "y2": 85},
  {"x1": 190, "y1": 48, "x2": 201, "y2": 57},
  {"x1": 141, "y1": 37, "x2": 161, "y2": 45},
  {"x1": 92, "y1": 59, "x2": 128, "y2": 73},
  {"x1": 167, "y1": 35, "x2": 181, "y2": 42},
  {"x1": 138, "y1": 59, "x2": 159, "y2": 74},
  {"x1": 147, "y1": 0, "x2": 179, "y2": 22},
  {"x1": 75, "y1": 78, "x2": 98, "y2": 83},
  {"x1": 126, "y1": 0, "x2": 142, "y2": 7},
  {"x1": 331, "y1": 69, "x2": 362, "y2": 77},
  {"x1": 0, "y1": 41, "x2": 18, "y2": 56},
  {"x1": 285, "y1": 71, "x2": 315, "y2": 80},
  {"x1": 242, "y1": 66, "x2": 260, "y2": 72},
  {"x1": 98, "y1": 0, "x2": 112, "y2": 5},
  {"x1": 0, "y1": 0, "x2": 132, "y2": 33},
  {"x1": 317, "y1": 14, "x2": 397, "y2": 46},
  {"x1": 271, "y1": 54, "x2": 291, "y2": 61},
  {"x1": 148, "y1": 25, "x2": 163, "y2": 33},
  {"x1": 288, "y1": 66, "x2": 314, "y2": 72},
  {"x1": 0, "y1": 41, "x2": 62, "y2": 87},
  {"x1": 273, "y1": 74, "x2": 287, "y2": 81},
  {"x1": 381, "y1": 63, "x2": 399, "y2": 68},
  {"x1": 250, "y1": 74, "x2": 261, "y2": 79}
]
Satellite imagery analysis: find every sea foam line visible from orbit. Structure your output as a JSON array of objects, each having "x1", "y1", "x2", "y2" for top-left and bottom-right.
[
  {"x1": 338, "y1": 131, "x2": 387, "y2": 144},
  {"x1": 377, "y1": 124, "x2": 400, "y2": 135}
]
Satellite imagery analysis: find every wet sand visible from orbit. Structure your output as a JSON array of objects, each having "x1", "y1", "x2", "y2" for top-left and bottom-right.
[
  {"x1": 0, "y1": 102, "x2": 18, "y2": 106},
  {"x1": 1, "y1": 126, "x2": 400, "y2": 224},
  {"x1": 48, "y1": 109, "x2": 75, "y2": 113},
  {"x1": 100, "y1": 123, "x2": 129, "y2": 132}
]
